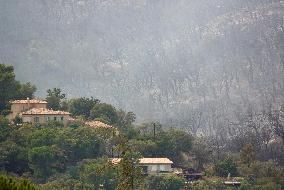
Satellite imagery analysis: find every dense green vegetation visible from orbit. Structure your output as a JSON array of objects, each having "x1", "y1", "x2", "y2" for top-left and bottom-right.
[
  {"x1": 0, "y1": 117, "x2": 194, "y2": 189},
  {"x1": 0, "y1": 175, "x2": 38, "y2": 190},
  {"x1": 0, "y1": 64, "x2": 36, "y2": 115},
  {"x1": 0, "y1": 64, "x2": 283, "y2": 189},
  {"x1": 141, "y1": 175, "x2": 185, "y2": 190}
]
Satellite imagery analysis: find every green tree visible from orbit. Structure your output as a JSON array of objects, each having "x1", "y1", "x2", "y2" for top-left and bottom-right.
[
  {"x1": 240, "y1": 180, "x2": 282, "y2": 190},
  {"x1": 28, "y1": 146, "x2": 60, "y2": 181},
  {"x1": 55, "y1": 127, "x2": 105, "y2": 162},
  {"x1": 137, "y1": 122, "x2": 163, "y2": 139},
  {"x1": 13, "y1": 115, "x2": 23, "y2": 126},
  {"x1": 142, "y1": 175, "x2": 164, "y2": 190},
  {"x1": 240, "y1": 144, "x2": 255, "y2": 167},
  {"x1": 28, "y1": 128, "x2": 58, "y2": 147},
  {"x1": 68, "y1": 158, "x2": 117, "y2": 190},
  {"x1": 115, "y1": 142, "x2": 142, "y2": 190},
  {"x1": 68, "y1": 97, "x2": 100, "y2": 118},
  {"x1": 156, "y1": 129, "x2": 193, "y2": 163},
  {"x1": 0, "y1": 64, "x2": 36, "y2": 115},
  {"x1": 0, "y1": 140, "x2": 29, "y2": 174},
  {"x1": 8, "y1": 123, "x2": 36, "y2": 146},
  {"x1": 120, "y1": 126, "x2": 140, "y2": 140},
  {"x1": 128, "y1": 139, "x2": 157, "y2": 157},
  {"x1": 0, "y1": 123, "x2": 106, "y2": 182},
  {"x1": 0, "y1": 64, "x2": 21, "y2": 115},
  {"x1": 41, "y1": 174, "x2": 89, "y2": 190},
  {"x1": 192, "y1": 138, "x2": 212, "y2": 171},
  {"x1": 0, "y1": 119, "x2": 30, "y2": 175},
  {"x1": 46, "y1": 88, "x2": 66, "y2": 110},
  {"x1": 136, "y1": 125, "x2": 193, "y2": 163},
  {"x1": 116, "y1": 110, "x2": 136, "y2": 128},
  {"x1": 162, "y1": 175, "x2": 185, "y2": 190},
  {"x1": 190, "y1": 178, "x2": 225, "y2": 190},
  {"x1": 214, "y1": 158, "x2": 238, "y2": 177},
  {"x1": 239, "y1": 161, "x2": 284, "y2": 190},
  {"x1": 0, "y1": 116, "x2": 11, "y2": 141},
  {"x1": 17, "y1": 82, "x2": 37, "y2": 100},
  {"x1": 239, "y1": 161, "x2": 283, "y2": 179},
  {"x1": 90, "y1": 103, "x2": 118, "y2": 125},
  {"x1": 0, "y1": 175, "x2": 38, "y2": 190},
  {"x1": 142, "y1": 175, "x2": 185, "y2": 190}
]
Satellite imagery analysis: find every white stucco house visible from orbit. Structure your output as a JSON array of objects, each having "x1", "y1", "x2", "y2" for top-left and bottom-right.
[{"x1": 111, "y1": 157, "x2": 173, "y2": 174}]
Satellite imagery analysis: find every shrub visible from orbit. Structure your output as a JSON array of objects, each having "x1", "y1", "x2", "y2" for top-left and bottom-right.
[
  {"x1": 142, "y1": 174, "x2": 185, "y2": 190},
  {"x1": 0, "y1": 175, "x2": 38, "y2": 190},
  {"x1": 214, "y1": 158, "x2": 238, "y2": 177}
]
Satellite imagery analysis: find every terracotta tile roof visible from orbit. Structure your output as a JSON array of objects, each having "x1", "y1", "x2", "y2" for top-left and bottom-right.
[
  {"x1": 111, "y1": 158, "x2": 173, "y2": 165},
  {"x1": 10, "y1": 99, "x2": 47, "y2": 104},
  {"x1": 21, "y1": 108, "x2": 70, "y2": 115},
  {"x1": 111, "y1": 158, "x2": 122, "y2": 165},
  {"x1": 85, "y1": 120, "x2": 114, "y2": 129},
  {"x1": 139, "y1": 158, "x2": 173, "y2": 164}
]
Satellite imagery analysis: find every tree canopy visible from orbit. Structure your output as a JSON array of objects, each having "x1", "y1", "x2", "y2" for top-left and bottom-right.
[
  {"x1": 46, "y1": 88, "x2": 66, "y2": 110},
  {"x1": 0, "y1": 64, "x2": 36, "y2": 115}
]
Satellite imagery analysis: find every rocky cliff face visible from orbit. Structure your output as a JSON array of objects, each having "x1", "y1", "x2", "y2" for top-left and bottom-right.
[{"x1": 1, "y1": 0, "x2": 283, "y2": 132}]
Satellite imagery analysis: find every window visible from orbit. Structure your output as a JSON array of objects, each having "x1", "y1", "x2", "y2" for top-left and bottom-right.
[
  {"x1": 34, "y1": 117, "x2": 39, "y2": 123},
  {"x1": 159, "y1": 165, "x2": 166, "y2": 171},
  {"x1": 61, "y1": 116, "x2": 64, "y2": 121},
  {"x1": 45, "y1": 117, "x2": 50, "y2": 121},
  {"x1": 54, "y1": 117, "x2": 57, "y2": 121},
  {"x1": 149, "y1": 165, "x2": 158, "y2": 172},
  {"x1": 142, "y1": 166, "x2": 148, "y2": 174}
]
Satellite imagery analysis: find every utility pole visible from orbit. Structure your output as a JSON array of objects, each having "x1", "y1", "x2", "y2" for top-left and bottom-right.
[
  {"x1": 153, "y1": 122, "x2": 156, "y2": 143},
  {"x1": 131, "y1": 161, "x2": 134, "y2": 190},
  {"x1": 111, "y1": 128, "x2": 115, "y2": 157},
  {"x1": 153, "y1": 122, "x2": 156, "y2": 158}
]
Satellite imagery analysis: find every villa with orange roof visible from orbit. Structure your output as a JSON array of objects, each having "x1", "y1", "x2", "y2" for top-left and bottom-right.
[
  {"x1": 9, "y1": 98, "x2": 48, "y2": 119},
  {"x1": 9, "y1": 98, "x2": 71, "y2": 126}
]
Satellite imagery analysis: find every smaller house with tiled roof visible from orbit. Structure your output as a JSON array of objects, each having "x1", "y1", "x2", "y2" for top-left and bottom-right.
[
  {"x1": 20, "y1": 108, "x2": 71, "y2": 126},
  {"x1": 111, "y1": 157, "x2": 173, "y2": 174},
  {"x1": 9, "y1": 98, "x2": 71, "y2": 126}
]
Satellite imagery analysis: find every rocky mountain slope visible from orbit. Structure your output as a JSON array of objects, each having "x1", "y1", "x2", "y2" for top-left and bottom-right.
[{"x1": 1, "y1": 0, "x2": 283, "y2": 132}]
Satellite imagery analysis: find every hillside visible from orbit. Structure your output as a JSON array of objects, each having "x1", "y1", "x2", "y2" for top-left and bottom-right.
[{"x1": 0, "y1": 0, "x2": 283, "y2": 129}]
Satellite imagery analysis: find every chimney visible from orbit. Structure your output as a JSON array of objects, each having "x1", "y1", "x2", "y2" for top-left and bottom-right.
[{"x1": 27, "y1": 97, "x2": 30, "y2": 110}]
